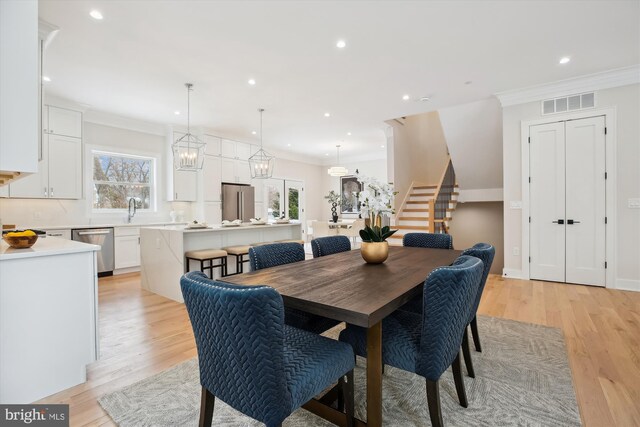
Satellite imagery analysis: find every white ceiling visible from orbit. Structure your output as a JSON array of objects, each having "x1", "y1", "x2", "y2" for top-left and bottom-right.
[{"x1": 39, "y1": 0, "x2": 640, "y2": 160}]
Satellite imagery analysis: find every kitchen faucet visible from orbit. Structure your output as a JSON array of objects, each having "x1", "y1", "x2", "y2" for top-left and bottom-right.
[{"x1": 127, "y1": 198, "x2": 137, "y2": 223}]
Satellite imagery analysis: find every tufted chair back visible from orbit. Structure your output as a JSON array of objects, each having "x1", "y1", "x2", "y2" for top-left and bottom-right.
[
  {"x1": 311, "y1": 235, "x2": 352, "y2": 258},
  {"x1": 416, "y1": 255, "x2": 483, "y2": 381},
  {"x1": 180, "y1": 271, "x2": 291, "y2": 425},
  {"x1": 461, "y1": 243, "x2": 495, "y2": 321},
  {"x1": 403, "y1": 232, "x2": 453, "y2": 249},
  {"x1": 249, "y1": 242, "x2": 305, "y2": 271}
]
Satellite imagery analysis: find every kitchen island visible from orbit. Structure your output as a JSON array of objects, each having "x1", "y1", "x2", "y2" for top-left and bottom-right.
[
  {"x1": 140, "y1": 223, "x2": 302, "y2": 302},
  {"x1": 0, "y1": 237, "x2": 100, "y2": 403}
]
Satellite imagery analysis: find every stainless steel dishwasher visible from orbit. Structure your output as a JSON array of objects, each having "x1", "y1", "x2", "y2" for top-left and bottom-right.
[{"x1": 72, "y1": 227, "x2": 115, "y2": 276}]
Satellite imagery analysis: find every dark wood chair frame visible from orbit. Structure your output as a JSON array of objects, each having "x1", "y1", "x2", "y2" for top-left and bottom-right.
[{"x1": 228, "y1": 252, "x2": 250, "y2": 275}]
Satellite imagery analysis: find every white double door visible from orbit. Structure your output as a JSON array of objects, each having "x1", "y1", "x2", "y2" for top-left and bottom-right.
[{"x1": 529, "y1": 116, "x2": 606, "y2": 286}]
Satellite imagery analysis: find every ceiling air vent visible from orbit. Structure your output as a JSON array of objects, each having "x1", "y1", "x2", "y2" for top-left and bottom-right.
[{"x1": 542, "y1": 92, "x2": 595, "y2": 115}]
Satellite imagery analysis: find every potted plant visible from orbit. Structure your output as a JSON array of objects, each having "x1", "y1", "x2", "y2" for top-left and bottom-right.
[
  {"x1": 324, "y1": 190, "x2": 341, "y2": 223},
  {"x1": 357, "y1": 174, "x2": 398, "y2": 264}
]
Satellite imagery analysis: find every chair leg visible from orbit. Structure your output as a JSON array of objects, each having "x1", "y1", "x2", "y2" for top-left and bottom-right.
[
  {"x1": 199, "y1": 386, "x2": 215, "y2": 427},
  {"x1": 337, "y1": 376, "x2": 345, "y2": 411},
  {"x1": 426, "y1": 379, "x2": 444, "y2": 427},
  {"x1": 470, "y1": 315, "x2": 482, "y2": 352},
  {"x1": 344, "y1": 370, "x2": 355, "y2": 427},
  {"x1": 451, "y1": 352, "x2": 468, "y2": 408},
  {"x1": 462, "y1": 327, "x2": 476, "y2": 378}
]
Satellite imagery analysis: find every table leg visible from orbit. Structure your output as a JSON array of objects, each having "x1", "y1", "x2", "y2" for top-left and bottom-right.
[{"x1": 366, "y1": 321, "x2": 382, "y2": 427}]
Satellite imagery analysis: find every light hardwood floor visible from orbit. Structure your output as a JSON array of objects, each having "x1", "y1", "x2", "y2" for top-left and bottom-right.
[{"x1": 37, "y1": 273, "x2": 640, "y2": 426}]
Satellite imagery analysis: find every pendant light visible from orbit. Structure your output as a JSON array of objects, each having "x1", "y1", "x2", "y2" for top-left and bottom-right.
[
  {"x1": 327, "y1": 144, "x2": 348, "y2": 176},
  {"x1": 172, "y1": 83, "x2": 205, "y2": 171},
  {"x1": 248, "y1": 108, "x2": 275, "y2": 179}
]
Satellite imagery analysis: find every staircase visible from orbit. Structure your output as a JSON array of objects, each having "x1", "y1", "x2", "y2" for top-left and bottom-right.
[{"x1": 390, "y1": 157, "x2": 459, "y2": 244}]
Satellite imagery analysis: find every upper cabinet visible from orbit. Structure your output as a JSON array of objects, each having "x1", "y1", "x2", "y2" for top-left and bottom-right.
[
  {"x1": 0, "y1": 0, "x2": 39, "y2": 184},
  {"x1": 9, "y1": 105, "x2": 83, "y2": 199},
  {"x1": 220, "y1": 139, "x2": 252, "y2": 161},
  {"x1": 203, "y1": 134, "x2": 221, "y2": 156},
  {"x1": 9, "y1": 134, "x2": 82, "y2": 199},
  {"x1": 45, "y1": 106, "x2": 82, "y2": 138}
]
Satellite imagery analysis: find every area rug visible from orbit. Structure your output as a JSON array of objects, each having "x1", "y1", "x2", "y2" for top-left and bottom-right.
[{"x1": 99, "y1": 316, "x2": 581, "y2": 426}]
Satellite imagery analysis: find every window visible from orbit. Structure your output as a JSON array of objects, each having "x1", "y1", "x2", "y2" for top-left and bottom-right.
[{"x1": 92, "y1": 151, "x2": 155, "y2": 210}]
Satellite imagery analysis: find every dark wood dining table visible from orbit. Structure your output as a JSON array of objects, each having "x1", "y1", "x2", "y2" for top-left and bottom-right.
[{"x1": 221, "y1": 246, "x2": 462, "y2": 427}]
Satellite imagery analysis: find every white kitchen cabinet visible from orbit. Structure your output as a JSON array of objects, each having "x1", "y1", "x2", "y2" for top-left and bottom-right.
[
  {"x1": 172, "y1": 170, "x2": 197, "y2": 201},
  {"x1": 0, "y1": 186, "x2": 8, "y2": 198},
  {"x1": 9, "y1": 134, "x2": 82, "y2": 199},
  {"x1": 221, "y1": 158, "x2": 251, "y2": 184},
  {"x1": 203, "y1": 202, "x2": 222, "y2": 225},
  {"x1": 236, "y1": 160, "x2": 251, "y2": 184},
  {"x1": 221, "y1": 139, "x2": 236, "y2": 158},
  {"x1": 203, "y1": 134, "x2": 221, "y2": 156},
  {"x1": 236, "y1": 142, "x2": 251, "y2": 160},
  {"x1": 220, "y1": 139, "x2": 251, "y2": 161},
  {"x1": 114, "y1": 227, "x2": 141, "y2": 270},
  {"x1": 46, "y1": 106, "x2": 82, "y2": 138},
  {"x1": 252, "y1": 178, "x2": 264, "y2": 202},
  {"x1": 0, "y1": 0, "x2": 38, "y2": 184},
  {"x1": 202, "y1": 155, "x2": 221, "y2": 201}
]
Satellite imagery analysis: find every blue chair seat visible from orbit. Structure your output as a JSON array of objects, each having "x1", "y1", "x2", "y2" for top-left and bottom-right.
[
  {"x1": 284, "y1": 325, "x2": 354, "y2": 409},
  {"x1": 339, "y1": 310, "x2": 422, "y2": 373}
]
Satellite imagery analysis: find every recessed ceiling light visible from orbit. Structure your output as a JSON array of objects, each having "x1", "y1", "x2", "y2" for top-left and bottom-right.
[
  {"x1": 174, "y1": 111, "x2": 180, "y2": 115},
  {"x1": 324, "y1": 112, "x2": 331, "y2": 117},
  {"x1": 251, "y1": 131, "x2": 257, "y2": 135},
  {"x1": 42, "y1": 76, "x2": 51, "y2": 82},
  {"x1": 347, "y1": 132, "x2": 352, "y2": 136},
  {"x1": 325, "y1": 153, "x2": 329, "y2": 156},
  {"x1": 559, "y1": 56, "x2": 571, "y2": 65},
  {"x1": 336, "y1": 40, "x2": 346, "y2": 49},
  {"x1": 402, "y1": 94, "x2": 410, "y2": 101},
  {"x1": 380, "y1": 145, "x2": 385, "y2": 148},
  {"x1": 89, "y1": 10, "x2": 103, "y2": 20},
  {"x1": 287, "y1": 143, "x2": 291, "y2": 147},
  {"x1": 420, "y1": 96, "x2": 430, "y2": 102},
  {"x1": 248, "y1": 78, "x2": 256, "y2": 85}
]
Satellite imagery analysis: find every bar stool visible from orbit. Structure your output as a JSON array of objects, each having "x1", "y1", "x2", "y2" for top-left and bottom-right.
[
  {"x1": 185, "y1": 249, "x2": 228, "y2": 278},
  {"x1": 222, "y1": 245, "x2": 251, "y2": 274},
  {"x1": 277, "y1": 239, "x2": 305, "y2": 245}
]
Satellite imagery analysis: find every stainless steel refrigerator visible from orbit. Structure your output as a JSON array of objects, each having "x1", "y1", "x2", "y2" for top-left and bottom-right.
[{"x1": 221, "y1": 184, "x2": 255, "y2": 222}]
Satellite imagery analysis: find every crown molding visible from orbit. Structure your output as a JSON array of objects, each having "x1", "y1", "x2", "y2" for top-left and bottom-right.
[{"x1": 495, "y1": 65, "x2": 640, "y2": 107}]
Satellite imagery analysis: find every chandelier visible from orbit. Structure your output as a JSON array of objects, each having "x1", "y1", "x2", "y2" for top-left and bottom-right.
[
  {"x1": 172, "y1": 83, "x2": 205, "y2": 171},
  {"x1": 248, "y1": 108, "x2": 275, "y2": 179},
  {"x1": 327, "y1": 144, "x2": 348, "y2": 176}
]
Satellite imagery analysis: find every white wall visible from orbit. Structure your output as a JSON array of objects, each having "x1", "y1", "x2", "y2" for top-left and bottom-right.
[
  {"x1": 502, "y1": 83, "x2": 640, "y2": 290},
  {"x1": 438, "y1": 98, "x2": 503, "y2": 199}
]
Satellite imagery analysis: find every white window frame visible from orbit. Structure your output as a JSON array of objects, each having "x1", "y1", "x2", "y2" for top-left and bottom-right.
[{"x1": 91, "y1": 150, "x2": 157, "y2": 213}]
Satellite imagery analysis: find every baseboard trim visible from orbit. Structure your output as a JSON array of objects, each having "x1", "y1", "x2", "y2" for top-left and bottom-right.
[
  {"x1": 613, "y1": 278, "x2": 640, "y2": 292},
  {"x1": 502, "y1": 268, "x2": 523, "y2": 279},
  {"x1": 114, "y1": 266, "x2": 141, "y2": 275}
]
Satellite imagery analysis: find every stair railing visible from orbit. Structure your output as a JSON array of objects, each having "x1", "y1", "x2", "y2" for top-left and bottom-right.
[{"x1": 429, "y1": 156, "x2": 456, "y2": 234}]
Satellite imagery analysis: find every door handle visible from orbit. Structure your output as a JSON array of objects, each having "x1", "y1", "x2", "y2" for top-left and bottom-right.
[
  {"x1": 77, "y1": 230, "x2": 111, "y2": 235},
  {"x1": 552, "y1": 219, "x2": 565, "y2": 224},
  {"x1": 567, "y1": 219, "x2": 580, "y2": 225}
]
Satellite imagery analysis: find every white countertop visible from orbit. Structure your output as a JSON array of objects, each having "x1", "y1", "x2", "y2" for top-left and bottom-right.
[
  {"x1": 147, "y1": 222, "x2": 301, "y2": 233},
  {"x1": 0, "y1": 237, "x2": 100, "y2": 260}
]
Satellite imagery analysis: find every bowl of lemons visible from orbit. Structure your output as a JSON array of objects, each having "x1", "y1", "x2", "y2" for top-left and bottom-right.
[{"x1": 2, "y1": 230, "x2": 39, "y2": 249}]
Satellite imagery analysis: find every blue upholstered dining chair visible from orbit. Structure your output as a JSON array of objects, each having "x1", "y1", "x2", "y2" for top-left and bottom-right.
[
  {"x1": 180, "y1": 271, "x2": 355, "y2": 427},
  {"x1": 339, "y1": 255, "x2": 484, "y2": 427},
  {"x1": 399, "y1": 232, "x2": 455, "y2": 314},
  {"x1": 311, "y1": 235, "x2": 352, "y2": 258},
  {"x1": 403, "y1": 232, "x2": 453, "y2": 249},
  {"x1": 459, "y1": 243, "x2": 495, "y2": 378},
  {"x1": 249, "y1": 242, "x2": 340, "y2": 334}
]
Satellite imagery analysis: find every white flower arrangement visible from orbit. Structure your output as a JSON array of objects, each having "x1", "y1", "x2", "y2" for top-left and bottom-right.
[{"x1": 356, "y1": 173, "x2": 397, "y2": 218}]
